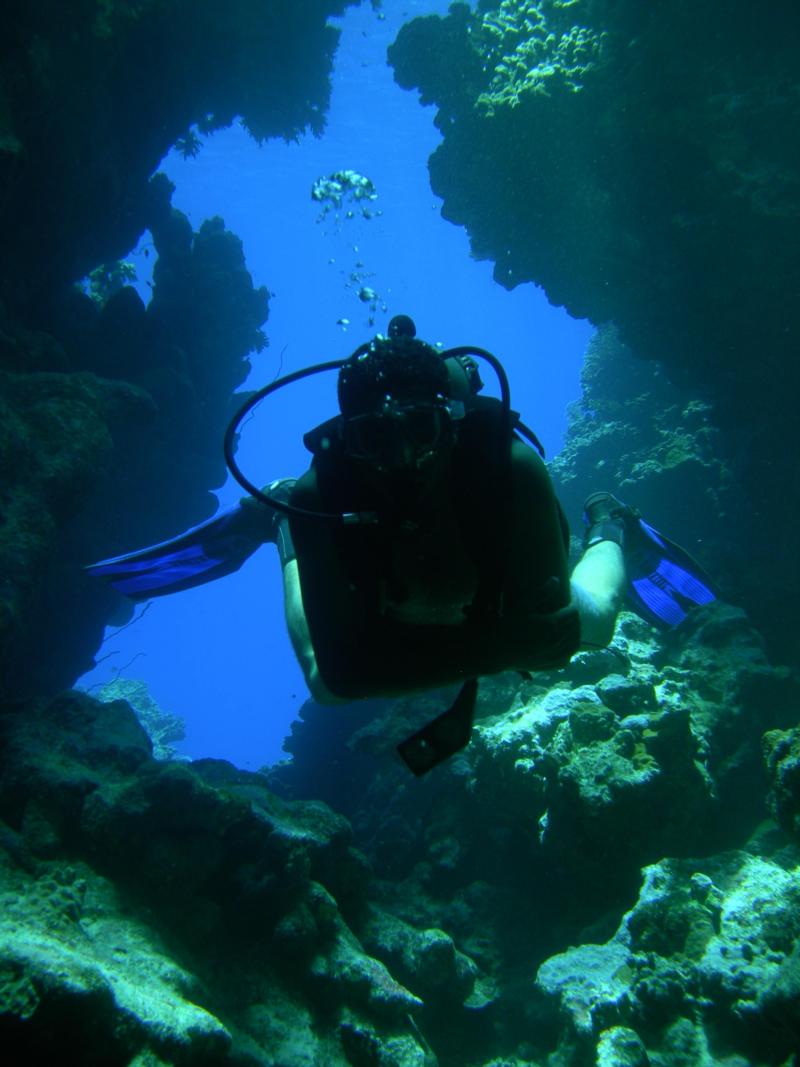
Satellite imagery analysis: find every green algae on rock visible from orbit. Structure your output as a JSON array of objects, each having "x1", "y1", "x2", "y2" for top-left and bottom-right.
[
  {"x1": 389, "y1": 0, "x2": 800, "y2": 396},
  {"x1": 0, "y1": 691, "x2": 433, "y2": 1066},
  {"x1": 535, "y1": 847, "x2": 800, "y2": 1064},
  {"x1": 476, "y1": 1, "x2": 607, "y2": 112}
]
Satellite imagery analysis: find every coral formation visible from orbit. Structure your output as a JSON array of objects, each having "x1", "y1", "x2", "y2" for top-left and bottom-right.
[
  {"x1": 536, "y1": 847, "x2": 800, "y2": 1065},
  {"x1": 550, "y1": 325, "x2": 731, "y2": 581},
  {"x1": 389, "y1": 0, "x2": 800, "y2": 395},
  {"x1": 271, "y1": 600, "x2": 800, "y2": 1066},
  {"x1": 389, "y1": 0, "x2": 800, "y2": 665},
  {"x1": 0, "y1": 0, "x2": 353, "y2": 315},
  {"x1": 95, "y1": 678, "x2": 186, "y2": 761},
  {"x1": 0, "y1": 0, "x2": 353, "y2": 699},
  {"x1": 0, "y1": 186, "x2": 269, "y2": 699},
  {"x1": 764, "y1": 728, "x2": 800, "y2": 841},
  {"x1": 0, "y1": 692, "x2": 433, "y2": 1065}
]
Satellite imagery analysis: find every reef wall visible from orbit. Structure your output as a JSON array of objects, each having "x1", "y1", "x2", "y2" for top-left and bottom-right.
[
  {"x1": 388, "y1": 0, "x2": 800, "y2": 665},
  {"x1": 0, "y1": 0, "x2": 349, "y2": 316},
  {"x1": 0, "y1": 0, "x2": 352, "y2": 700},
  {"x1": 550, "y1": 325, "x2": 733, "y2": 589}
]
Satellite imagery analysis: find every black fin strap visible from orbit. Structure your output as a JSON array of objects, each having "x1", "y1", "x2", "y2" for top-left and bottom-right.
[
  {"x1": 468, "y1": 402, "x2": 515, "y2": 624},
  {"x1": 586, "y1": 520, "x2": 625, "y2": 549},
  {"x1": 397, "y1": 678, "x2": 478, "y2": 776}
]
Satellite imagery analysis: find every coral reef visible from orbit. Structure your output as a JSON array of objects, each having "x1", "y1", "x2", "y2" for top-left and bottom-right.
[
  {"x1": 271, "y1": 602, "x2": 800, "y2": 1066},
  {"x1": 763, "y1": 728, "x2": 800, "y2": 841},
  {"x1": 3, "y1": 1, "x2": 799, "y2": 1063},
  {"x1": 95, "y1": 678, "x2": 186, "y2": 761},
  {"x1": 0, "y1": 0, "x2": 353, "y2": 316},
  {"x1": 1, "y1": 0, "x2": 353, "y2": 698},
  {"x1": 0, "y1": 186, "x2": 269, "y2": 699},
  {"x1": 0, "y1": 692, "x2": 435, "y2": 1066},
  {"x1": 389, "y1": 0, "x2": 800, "y2": 666},
  {"x1": 4, "y1": 596, "x2": 797, "y2": 1063},
  {"x1": 0, "y1": 358, "x2": 153, "y2": 698},
  {"x1": 536, "y1": 845, "x2": 800, "y2": 1065},
  {"x1": 389, "y1": 0, "x2": 799, "y2": 399},
  {"x1": 550, "y1": 325, "x2": 732, "y2": 583}
]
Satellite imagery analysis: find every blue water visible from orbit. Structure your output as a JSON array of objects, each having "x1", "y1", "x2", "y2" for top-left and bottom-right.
[{"x1": 80, "y1": 0, "x2": 593, "y2": 769}]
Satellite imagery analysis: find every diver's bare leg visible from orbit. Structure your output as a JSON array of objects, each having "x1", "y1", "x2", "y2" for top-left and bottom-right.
[
  {"x1": 282, "y1": 561, "x2": 348, "y2": 706},
  {"x1": 570, "y1": 540, "x2": 625, "y2": 648}
]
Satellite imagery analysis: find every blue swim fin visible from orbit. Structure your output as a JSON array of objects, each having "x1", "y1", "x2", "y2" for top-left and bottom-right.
[
  {"x1": 625, "y1": 517, "x2": 717, "y2": 628},
  {"x1": 85, "y1": 503, "x2": 265, "y2": 601}
]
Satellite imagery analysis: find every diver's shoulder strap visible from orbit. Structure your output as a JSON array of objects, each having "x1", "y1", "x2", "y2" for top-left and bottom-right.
[{"x1": 453, "y1": 397, "x2": 517, "y2": 624}]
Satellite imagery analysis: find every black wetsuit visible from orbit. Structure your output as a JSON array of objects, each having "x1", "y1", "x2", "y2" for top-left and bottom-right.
[{"x1": 289, "y1": 398, "x2": 580, "y2": 700}]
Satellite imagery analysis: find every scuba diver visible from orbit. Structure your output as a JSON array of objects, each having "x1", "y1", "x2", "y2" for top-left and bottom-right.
[{"x1": 88, "y1": 315, "x2": 716, "y2": 774}]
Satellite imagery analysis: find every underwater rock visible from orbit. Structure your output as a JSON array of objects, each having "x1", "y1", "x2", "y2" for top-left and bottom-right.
[
  {"x1": 595, "y1": 1026, "x2": 649, "y2": 1067},
  {"x1": 94, "y1": 678, "x2": 186, "y2": 761},
  {"x1": 550, "y1": 323, "x2": 799, "y2": 668},
  {"x1": 270, "y1": 597, "x2": 800, "y2": 1064},
  {"x1": 0, "y1": 689, "x2": 432, "y2": 1065},
  {"x1": 0, "y1": 0, "x2": 355, "y2": 315},
  {"x1": 596, "y1": 674, "x2": 657, "y2": 717},
  {"x1": 309, "y1": 911, "x2": 423, "y2": 1021},
  {"x1": 2, "y1": 186, "x2": 271, "y2": 701},
  {"x1": 389, "y1": 0, "x2": 800, "y2": 406},
  {"x1": 763, "y1": 727, "x2": 800, "y2": 840},
  {"x1": 550, "y1": 326, "x2": 730, "y2": 598},
  {"x1": 534, "y1": 847, "x2": 800, "y2": 1065},
  {"x1": 390, "y1": 3, "x2": 800, "y2": 668},
  {"x1": 471, "y1": 672, "x2": 711, "y2": 907},
  {"x1": 0, "y1": 361, "x2": 157, "y2": 691},
  {"x1": 0, "y1": 857, "x2": 232, "y2": 1065},
  {"x1": 360, "y1": 905, "x2": 481, "y2": 1006},
  {"x1": 497, "y1": 604, "x2": 796, "y2": 902}
]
